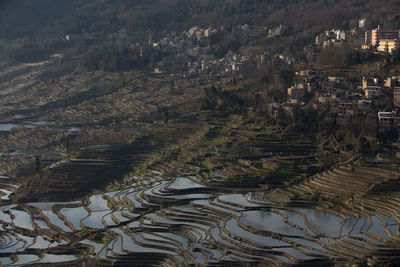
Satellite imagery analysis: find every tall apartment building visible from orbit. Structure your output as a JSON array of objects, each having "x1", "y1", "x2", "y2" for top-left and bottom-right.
[{"x1": 371, "y1": 28, "x2": 399, "y2": 46}]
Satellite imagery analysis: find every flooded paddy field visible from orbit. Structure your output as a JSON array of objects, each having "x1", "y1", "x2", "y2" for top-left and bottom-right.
[{"x1": 0, "y1": 166, "x2": 400, "y2": 266}]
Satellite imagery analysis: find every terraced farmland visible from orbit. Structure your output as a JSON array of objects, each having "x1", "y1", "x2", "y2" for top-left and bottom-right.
[
  {"x1": 0, "y1": 166, "x2": 400, "y2": 266},
  {"x1": 1, "y1": 55, "x2": 400, "y2": 266}
]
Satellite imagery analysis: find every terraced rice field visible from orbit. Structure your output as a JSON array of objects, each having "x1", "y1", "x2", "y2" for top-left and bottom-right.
[{"x1": 0, "y1": 166, "x2": 400, "y2": 266}]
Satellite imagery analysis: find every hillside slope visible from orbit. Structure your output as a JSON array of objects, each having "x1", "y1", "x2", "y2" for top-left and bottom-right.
[{"x1": 2, "y1": 0, "x2": 400, "y2": 41}]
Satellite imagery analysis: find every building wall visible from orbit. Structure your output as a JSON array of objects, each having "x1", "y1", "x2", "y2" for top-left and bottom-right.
[
  {"x1": 365, "y1": 89, "x2": 381, "y2": 99},
  {"x1": 287, "y1": 87, "x2": 305, "y2": 99},
  {"x1": 364, "y1": 31, "x2": 371, "y2": 45},
  {"x1": 362, "y1": 78, "x2": 379, "y2": 89},
  {"x1": 377, "y1": 39, "x2": 399, "y2": 53},
  {"x1": 378, "y1": 111, "x2": 400, "y2": 130},
  {"x1": 394, "y1": 88, "x2": 400, "y2": 107},
  {"x1": 385, "y1": 77, "x2": 395, "y2": 88}
]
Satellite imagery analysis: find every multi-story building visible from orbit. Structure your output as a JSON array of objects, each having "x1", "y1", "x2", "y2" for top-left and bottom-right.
[
  {"x1": 378, "y1": 111, "x2": 400, "y2": 130},
  {"x1": 371, "y1": 28, "x2": 399, "y2": 46},
  {"x1": 357, "y1": 100, "x2": 372, "y2": 111},
  {"x1": 385, "y1": 77, "x2": 400, "y2": 88},
  {"x1": 336, "y1": 102, "x2": 355, "y2": 115},
  {"x1": 377, "y1": 39, "x2": 399, "y2": 53},
  {"x1": 287, "y1": 85, "x2": 306, "y2": 100},
  {"x1": 364, "y1": 86, "x2": 382, "y2": 98},
  {"x1": 362, "y1": 77, "x2": 380, "y2": 89}
]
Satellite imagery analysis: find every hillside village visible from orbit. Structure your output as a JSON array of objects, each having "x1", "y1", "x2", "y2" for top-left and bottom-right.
[
  {"x1": 275, "y1": 18, "x2": 400, "y2": 145},
  {"x1": 153, "y1": 19, "x2": 400, "y2": 144},
  {"x1": 284, "y1": 73, "x2": 400, "y2": 139},
  {"x1": 104, "y1": 18, "x2": 400, "y2": 145},
  {"x1": 2, "y1": 15, "x2": 400, "y2": 149}
]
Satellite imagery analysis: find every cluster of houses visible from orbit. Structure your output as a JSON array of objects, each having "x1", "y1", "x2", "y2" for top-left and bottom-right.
[
  {"x1": 315, "y1": 29, "x2": 347, "y2": 48},
  {"x1": 313, "y1": 18, "x2": 370, "y2": 49},
  {"x1": 307, "y1": 19, "x2": 400, "y2": 136},
  {"x1": 148, "y1": 26, "x2": 256, "y2": 75},
  {"x1": 148, "y1": 25, "x2": 284, "y2": 75},
  {"x1": 62, "y1": 26, "x2": 255, "y2": 76},
  {"x1": 281, "y1": 71, "x2": 400, "y2": 134},
  {"x1": 311, "y1": 18, "x2": 400, "y2": 55},
  {"x1": 268, "y1": 25, "x2": 287, "y2": 38},
  {"x1": 62, "y1": 24, "x2": 290, "y2": 76}
]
